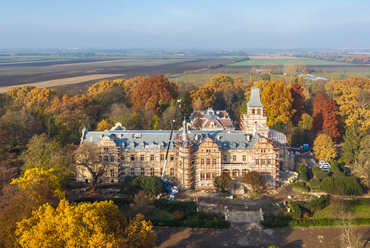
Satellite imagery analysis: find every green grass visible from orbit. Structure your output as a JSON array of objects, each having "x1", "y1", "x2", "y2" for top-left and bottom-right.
[
  {"x1": 312, "y1": 205, "x2": 370, "y2": 219},
  {"x1": 227, "y1": 59, "x2": 353, "y2": 66}
]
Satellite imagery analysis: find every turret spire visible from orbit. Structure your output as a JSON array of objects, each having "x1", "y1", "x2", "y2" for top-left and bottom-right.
[{"x1": 182, "y1": 116, "x2": 189, "y2": 142}]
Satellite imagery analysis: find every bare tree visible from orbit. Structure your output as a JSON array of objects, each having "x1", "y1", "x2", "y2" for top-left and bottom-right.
[
  {"x1": 334, "y1": 198, "x2": 365, "y2": 248},
  {"x1": 75, "y1": 142, "x2": 107, "y2": 191}
]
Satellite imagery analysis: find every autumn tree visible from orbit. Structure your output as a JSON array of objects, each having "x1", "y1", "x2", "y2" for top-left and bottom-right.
[
  {"x1": 87, "y1": 79, "x2": 126, "y2": 107},
  {"x1": 6, "y1": 86, "x2": 36, "y2": 111},
  {"x1": 322, "y1": 98, "x2": 340, "y2": 141},
  {"x1": 74, "y1": 142, "x2": 107, "y2": 190},
  {"x1": 325, "y1": 76, "x2": 370, "y2": 131},
  {"x1": 131, "y1": 75, "x2": 178, "y2": 115},
  {"x1": 261, "y1": 81, "x2": 295, "y2": 126},
  {"x1": 96, "y1": 119, "x2": 113, "y2": 131},
  {"x1": 23, "y1": 88, "x2": 56, "y2": 118},
  {"x1": 45, "y1": 94, "x2": 100, "y2": 144},
  {"x1": 15, "y1": 199, "x2": 156, "y2": 248},
  {"x1": 214, "y1": 174, "x2": 231, "y2": 192},
  {"x1": 313, "y1": 133, "x2": 337, "y2": 162},
  {"x1": 289, "y1": 83, "x2": 306, "y2": 126},
  {"x1": 0, "y1": 112, "x2": 43, "y2": 153},
  {"x1": 312, "y1": 91, "x2": 326, "y2": 131},
  {"x1": 20, "y1": 134, "x2": 75, "y2": 186},
  {"x1": 242, "y1": 171, "x2": 265, "y2": 192},
  {"x1": 0, "y1": 168, "x2": 64, "y2": 246}
]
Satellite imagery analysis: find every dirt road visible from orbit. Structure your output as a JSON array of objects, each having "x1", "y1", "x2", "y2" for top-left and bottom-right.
[{"x1": 155, "y1": 225, "x2": 370, "y2": 248}]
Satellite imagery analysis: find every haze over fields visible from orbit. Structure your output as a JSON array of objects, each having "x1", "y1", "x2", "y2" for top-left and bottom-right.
[{"x1": 1, "y1": 0, "x2": 370, "y2": 49}]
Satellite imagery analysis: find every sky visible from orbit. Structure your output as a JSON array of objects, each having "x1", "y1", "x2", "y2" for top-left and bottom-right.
[{"x1": 1, "y1": 0, "x2": 370, "y2": 50}]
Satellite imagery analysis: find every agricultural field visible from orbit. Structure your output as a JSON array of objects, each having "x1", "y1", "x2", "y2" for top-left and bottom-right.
[
  {"x1": 227, "y1": 58, "x2": 353, "y2": 66},
  {"x1": 1, "y1": 51, "x2": 370, "y2": 92}
]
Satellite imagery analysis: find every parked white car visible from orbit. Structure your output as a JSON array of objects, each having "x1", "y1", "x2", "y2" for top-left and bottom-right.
[{"x1": 171, "y1": 186, "x2": 179, "y2": 194}]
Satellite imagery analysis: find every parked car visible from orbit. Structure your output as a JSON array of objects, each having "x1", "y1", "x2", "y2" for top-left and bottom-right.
[{"x1": 172, "y1": 186, "x2": 179, "y2": 194}]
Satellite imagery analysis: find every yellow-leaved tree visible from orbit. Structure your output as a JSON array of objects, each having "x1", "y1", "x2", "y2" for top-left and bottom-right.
[
  {"x1": 313, "y1": 132, "x2": 337, "y2": 162},
  {"x1": 15, "y1": 199, "x2": 156, "y2": 248},
  {"x1": 261, "y1": 81, "x2": 295, "y2": 126}
]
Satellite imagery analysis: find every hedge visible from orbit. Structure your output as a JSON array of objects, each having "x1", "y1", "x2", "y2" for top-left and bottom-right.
[
  {"x1": 350, "y1": 198, "x2": 370, "y2": 206},
  {"x1": 261, "y1": 219, "x2": 370, "y2": 228},
  {"x1": 73, "y1": 197, "x2": 130, "y2": 205},
  {"x1": 261, "y1": 218, "x2": 370, "y2": 228},
  {"x1": 303, "y1": 195, "x2": 330, "y2": 211},
  {"x1": 151, "y1": 199, "x2": 196, "y2": 216},
  {"x1": 150, "y1": 219, "x2": 230, "y2": 229}
]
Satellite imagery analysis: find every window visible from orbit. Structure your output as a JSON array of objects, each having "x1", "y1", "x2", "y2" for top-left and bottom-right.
[
  {"x1": 150, "y1": 168, "x2": 154, "y2": 176},
  {"x1": 150, "y1": 155, "x2": 154, "y2": 161},
  {"x1": 140, "y1": 155, "x2": 144, "y2": 161},
  {"x1": 131, "y1": 168, "x2": 135, "y2": 176},
  {"x1": 104, "y1": 156, "x2": 108, "y2": 162},
  {"x1": 99, "y1": 156, "x2": 102, "y2": 163},
  {"x1": 267, "y1": 159, "x2": 271, "y2": 165},
  {"x1": 261, "y1": 159, "x2": 265, "y2": 165},
  {"x1": 206, "y1": 159, "x2": 210, "y2": 165},
  {"x1": 141, "y1": 168, "x2": 145, "y2": 175},
  {"x1": 200, "y1": 174, "x2": 205, "y2": 180},
  {"x1": 252, "y1": 109, "x2": 255, "y2": 114},
  {"x1": 261, "y1": 149, "x2": 265, "y2": 153},
  {"x1": 242, "y1": 155, "x2": 246, "y2": 162},
  {"x1": 170, "y1": 168, "x2": 174, "y2": 176},
  {"x1": 255, "y1": 159, "x2": 259, "y2": 164},
  {"x1": 206, "y1": 173, "x2": 210, "y2": 179},
  {"x1": 170, "y1": 155, "x2": 174, "y2": 161},
  {"x1": 121, "y1": 155, "x2": 125, "y2": 161},
  {"x1": 110, "y1": 169, "x2": 114, "y2": 177},
  {"x1": 160, "y1": 155, "x2": 164, "y2": 161},
  {"x1": 212, "y1": 158, "x2": 216, "y2": 164},
  {"x1": 201, "y1": 159, "x2": 205, "y2": 165},
  {"x1": 130, "y1": 155, "x2": 135, "y2": 161},
  {"x1": 223, "y1": 155, "x2": 227, "y2": 162},
  {"x1": 257, "y1": 109, "x2": 261, "y2": 115},
  {"x1": 110, "y1": 156, "x2": 114, "y2": 162},
  {"x1": 104, "y1": 147, "x2": 109, "y2": 152},
  {"x1": 232, "y1": 155, "x2": 237, "y2": 162}
]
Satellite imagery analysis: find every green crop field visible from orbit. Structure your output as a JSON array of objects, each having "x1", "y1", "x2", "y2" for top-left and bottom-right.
[{"x1": 227, "y1": 59, "x2": 353, "y2": 66}]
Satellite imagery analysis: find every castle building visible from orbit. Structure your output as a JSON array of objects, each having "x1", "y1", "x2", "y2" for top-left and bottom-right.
[{"x1": 77, "y1": 88, "x2": 291, "y2": 189}]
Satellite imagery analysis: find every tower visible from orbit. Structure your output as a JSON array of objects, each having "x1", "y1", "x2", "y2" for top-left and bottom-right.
[
  {"x1": 176, "y1": 118, "x2": 194, "y2": 189},
  {"x1": 240, "y1": 88, "x2": 269, "y2": 137}
]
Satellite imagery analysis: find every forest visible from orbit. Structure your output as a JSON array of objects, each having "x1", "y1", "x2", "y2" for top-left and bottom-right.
[{"x1": 0, "y1": 69, "x2": 370, "y2": 247}]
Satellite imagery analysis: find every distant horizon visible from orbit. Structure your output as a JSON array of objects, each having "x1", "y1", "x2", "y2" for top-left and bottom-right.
[{"x1": 1, "y1": 0, "x2": 370, "y2": 50}]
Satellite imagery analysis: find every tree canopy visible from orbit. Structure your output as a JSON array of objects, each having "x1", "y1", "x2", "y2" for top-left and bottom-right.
[
  {"x1": 313, "y1": 133, "x2": 337, "y2": 162},
  {"x1": 15, "y1": 199, "x2": 156, "y2": 248}
]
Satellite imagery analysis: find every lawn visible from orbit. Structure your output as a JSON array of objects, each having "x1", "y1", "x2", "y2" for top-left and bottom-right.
[
  {"x1": 227, "y1": 59, "x2": 353, "y2": 66},
  {"x1": 312, "y1": 203, "x2": 370, "y2": 219}
]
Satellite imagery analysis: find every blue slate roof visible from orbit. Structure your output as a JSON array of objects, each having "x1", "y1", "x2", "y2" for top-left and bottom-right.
[
  {"x1": 83, "y1": 130, "x2": 260, "y2": 151},
  {"x1": 247, "y1": 88, "x2": 264, "y2": 107}
]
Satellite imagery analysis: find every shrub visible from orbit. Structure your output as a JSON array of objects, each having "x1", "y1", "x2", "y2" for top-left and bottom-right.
[
  {"x1": 312, "y1": 167, "x2": 328, "y2": 180},
  {"x1": 289, "y1": 201, "x2": 302, "y2": 219},
  {"x1": 292, "y1": 182, "x2": 310, "y2": 193},
  {"x1": 73, "y1": 197, "x2": 130, "y2": 205},
  {"x1": 343, "y1": 177, "x2": 362, "y2": 196},
  {"x1": 150, "y1": 219, "x2": 230, "y2": 229},
  {"x1": 151, "y1": 199, "x2": 196, "y2": 216},
  {"x1": 296, "y1": 164, "x2": 308, "y2": 174},
  {"x1": 304, "y1": 195, "x2": 330, "y2": 211},
  {"x1": 121, "y1": 176, "x2": 165, "y2": 196},
  {"x1": 308, "y1": 178, "x2": 321, "y2": 188},
  {"x1": 319, "y1": 177, "x2": 335, "y2": 194},
  {"x1": 174, "y1": 211, "x2": 185, "y2": 220},
  {"x1": 298, "y1": 173, "x2": 308, "y2": 182}
]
